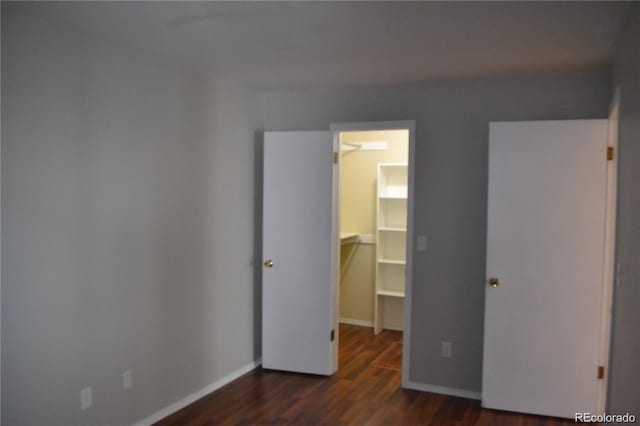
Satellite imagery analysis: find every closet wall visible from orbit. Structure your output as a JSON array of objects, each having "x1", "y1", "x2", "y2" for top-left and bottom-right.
[{"x1": 340, "y1": 130, "x2": 408, "y2": 326}]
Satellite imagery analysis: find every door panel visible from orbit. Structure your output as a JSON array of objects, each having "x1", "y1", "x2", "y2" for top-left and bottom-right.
[
  {"x1": 482, "y1": 120, "x2": 608, "y2": 418},
  {"x1": 262, "y1": 131, "x2": 335, "y2": 375}
]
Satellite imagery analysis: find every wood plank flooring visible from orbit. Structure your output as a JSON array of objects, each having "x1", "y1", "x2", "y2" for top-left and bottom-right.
[{"x1": 156, "y1": 324, "x2": 582, "y2": 425}]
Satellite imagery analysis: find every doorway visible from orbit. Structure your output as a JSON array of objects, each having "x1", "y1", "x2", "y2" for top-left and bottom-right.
[
  {"x1": 336, "y1": 128, "x2": 409, "y2": 374},
  {"x1": 261, "y1": 121, "x2": 416, "y2": 381},
  {"x1": 331, "y1": 121, "x2": 416, "y2": 381}
]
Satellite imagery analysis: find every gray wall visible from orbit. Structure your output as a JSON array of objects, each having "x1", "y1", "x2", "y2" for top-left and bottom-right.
[
  {"x1": 2, "y1": 4, "x2": 628, "y2": 424},
  {"x1": 1, "y1": 10, "x2": 259, "y2": 425},
  {"x1": 608, "y1": 5, "x2": 640, "y2": 417},
  {"x1": 259, "y1": 70, "x2": 611, "y2": 392}
]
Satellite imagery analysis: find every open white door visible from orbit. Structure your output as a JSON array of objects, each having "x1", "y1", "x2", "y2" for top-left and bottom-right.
[
  {"x1": 482, "y1": 120, "x2": 609, "y2": 418},
  {"x1": 262, "y1": 131, "x2": 336, "y2": 375}
]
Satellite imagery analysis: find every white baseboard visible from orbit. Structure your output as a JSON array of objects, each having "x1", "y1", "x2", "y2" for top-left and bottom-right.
[
  {"x1": 382, "y1": 324, "x2": 403, "y2": 331},
  {"x1": 339, "y1": 317, "x2": 374, "y2": 327},
  {"x1": 132, "y1": 359, "x2": 261, "y2": 426},
  {"x1": 403, "y1": 380, "x2": 481, "y2": 400}
]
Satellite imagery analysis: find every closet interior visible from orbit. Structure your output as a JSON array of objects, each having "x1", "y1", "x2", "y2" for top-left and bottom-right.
[{"x1": 339, "y1": 129, "x2": 409, "y2": 339}]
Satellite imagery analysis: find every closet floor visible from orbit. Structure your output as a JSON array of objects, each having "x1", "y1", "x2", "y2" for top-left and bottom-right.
[{"x1": 155, "y1": 324, "x2": 581, "y2": 425}]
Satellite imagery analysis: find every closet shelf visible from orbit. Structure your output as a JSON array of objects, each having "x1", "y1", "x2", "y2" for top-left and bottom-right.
[
  {"x1": 340, "y1": 232, "x2": 359, "y2": 245},
  {"x1": 378, "y1": 227, "x2": 406, "y2": 232},
  {"x1": 375, "y1": 163, "x2": 409, "y2": 334},
  {"x1": 378, "y1": 195, "x2": 407, "y2": 200},
  {"x1": 340, "y1": 233, "x2": 376, "y2": 245},
  {"x1": 378, "y1": 258, "x2": 406, "y2": 265},
  {"x1": 377, "y1": 290, "x2": 405, "y2": 298}
]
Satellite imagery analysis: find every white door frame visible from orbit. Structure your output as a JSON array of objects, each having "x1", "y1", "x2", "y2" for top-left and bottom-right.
[
  {"x1": 329, "y1": 120, "x2": 416, "y2": 385},
  {"x1": 597, "y1": 89, "x2": 620, "y2": 413}
]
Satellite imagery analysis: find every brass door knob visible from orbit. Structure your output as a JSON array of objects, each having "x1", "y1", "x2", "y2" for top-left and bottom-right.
[
  {"x1": 264, "y1": 260, "x2": 274, "y2": 268},
  {"x1": 488, "y1": 277, "x2": 500, "y2": 287}
]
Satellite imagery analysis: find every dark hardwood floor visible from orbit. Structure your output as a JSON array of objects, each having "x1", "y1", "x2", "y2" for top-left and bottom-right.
[{"x1": 156, "y1": 324, "x2": 581, "y2": 425}]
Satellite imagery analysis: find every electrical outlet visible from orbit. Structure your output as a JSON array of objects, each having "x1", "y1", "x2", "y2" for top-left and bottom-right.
[
  {"x1": 441, "y1": 341, "x2": 452, "y2": 358},
  {"x1": 123, "y1": 370, "x2": 133, "y2": 390},
  {"x1": 80, "y1": 386, "x2": 93, "y2": 410},
  {"x1": 417, "y1": 235, "x2": 427, "y2": 251}
]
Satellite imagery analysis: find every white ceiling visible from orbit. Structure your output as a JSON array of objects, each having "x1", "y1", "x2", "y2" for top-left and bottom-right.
[{"x1": 9, "y1": 1, "x2": 632, "y2": 88}]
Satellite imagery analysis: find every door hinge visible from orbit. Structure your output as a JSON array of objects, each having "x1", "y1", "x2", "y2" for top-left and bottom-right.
[
  {"x1": 607, "y1": 147, "x2": 614, "y2": 161},
  {"x1": 330, "y1": 329, "x2": 335, "y2": 342},
  {"x1": 333, "y1": 152, "x2": 338, "y2": 164},
  {"x1": 598, "y1": 365, "x2": 605, "y2": 379}
]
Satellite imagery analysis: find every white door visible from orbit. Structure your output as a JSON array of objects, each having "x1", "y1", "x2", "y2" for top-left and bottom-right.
[
  {"x1": 262, "y1": 131, "x2": 337, "y2": 375},
  {"x1": 483, "y1": 120, "x2": 609, "y2": 418}
]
